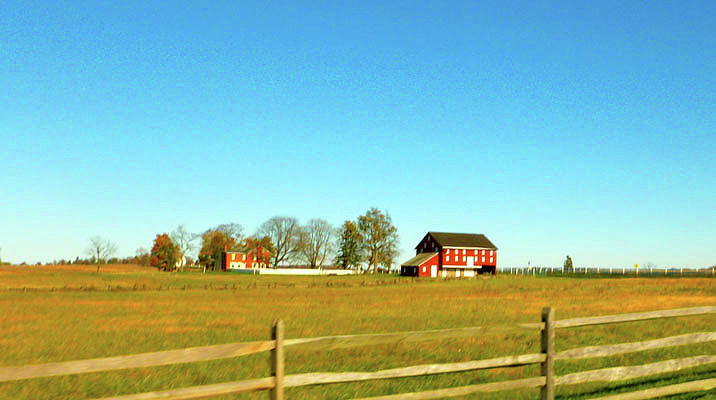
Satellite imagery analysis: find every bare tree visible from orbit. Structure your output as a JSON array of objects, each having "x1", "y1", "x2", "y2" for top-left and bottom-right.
[
  {"x1": 299, "y1": 219, "x2": 334, "y2": 268},
  {"x1": 171, "y1": 224, "x2": 196, "y2": 271},
  {"x1": 215, "y1": 223, "x2": 244, "y2": 242},
  {"x1": 135, "y1": 247, "x2": 150, "y2": 266},
  {"x1": 87, "y1": 236, "x2": 118, "y2": 273},
  {"x1": 258, "y1": 216, "x2": 301, "y2": 268}
]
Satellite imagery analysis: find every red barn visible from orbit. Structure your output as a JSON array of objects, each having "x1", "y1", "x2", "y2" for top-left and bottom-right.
[
  {"x1": 221, "y1": 247, "x2": 271, "y2": 271},
  {"x1": 400, "y1": 232, "x2": 498, "y2": 278}
]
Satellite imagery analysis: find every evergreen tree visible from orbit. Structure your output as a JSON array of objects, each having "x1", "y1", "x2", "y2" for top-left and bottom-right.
[{"x1": 334, "y1": 220, "x2": 362, "y2": 270}]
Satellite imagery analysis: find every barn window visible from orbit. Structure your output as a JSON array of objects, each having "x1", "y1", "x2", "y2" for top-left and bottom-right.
[
  {"x1": 422, "y1": 266, "x2": 426, "y2": 272},
  {"x1": 446, "y1": 256, "x2": 450, "y2": 262},
  {"x1": 482, "y1": 256, "x2": 486, "y2": 262},
  {"x1": 446, "y1": 249, "x2": 450, "y2": 254},
  {"x1": 463, "y1": 256, "x2": 466, "y2": 262}
]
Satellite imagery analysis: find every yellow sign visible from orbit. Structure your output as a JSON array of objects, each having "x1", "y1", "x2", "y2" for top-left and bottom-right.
[{"x1": 634, "y1": 264, "x2": 639, "y2": 269}]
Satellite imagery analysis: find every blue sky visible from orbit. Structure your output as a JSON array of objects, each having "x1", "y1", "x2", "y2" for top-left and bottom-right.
[{"x1": 1, "y1": 1, "x2": 714, "y2": 267}]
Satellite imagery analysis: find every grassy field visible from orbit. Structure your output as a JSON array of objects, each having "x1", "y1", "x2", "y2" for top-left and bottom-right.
[{"x1": 0, "y1": 264, "x2": 714, "y2": 399}]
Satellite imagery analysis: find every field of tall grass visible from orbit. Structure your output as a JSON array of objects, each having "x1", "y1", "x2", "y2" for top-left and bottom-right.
[{"x1": 0, "y1": 264, "x2": 713, "y2": 399}]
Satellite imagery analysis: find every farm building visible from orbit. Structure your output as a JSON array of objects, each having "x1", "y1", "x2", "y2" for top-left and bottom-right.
[
  {"x1": 221, "y1": 247, "x2": 272, "y2": 271},
  {"x1": 401, "y1": 232, "x2": 498, "y2": 278}
]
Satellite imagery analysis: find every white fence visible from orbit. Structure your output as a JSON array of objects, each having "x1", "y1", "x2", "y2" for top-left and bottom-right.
[
  {"x1": 230, "y1": 268, "x2": 356, "y2": 276},
  {"x1": 498, "y1": 266, "x2": 714, "y2": 277}
]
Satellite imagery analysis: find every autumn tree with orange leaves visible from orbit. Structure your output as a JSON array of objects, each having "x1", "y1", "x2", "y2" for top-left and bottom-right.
[{"x1": 150, "y1": 233, "x2": 180, "y2": 271}]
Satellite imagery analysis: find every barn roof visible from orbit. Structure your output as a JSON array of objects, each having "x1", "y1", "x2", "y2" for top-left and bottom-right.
[
  {"x1": 424, "y1": 232, "x2": 497, "y2": 249},
  {"x1": 401, "y1": 252, "x2": 438, "y2": 267}
]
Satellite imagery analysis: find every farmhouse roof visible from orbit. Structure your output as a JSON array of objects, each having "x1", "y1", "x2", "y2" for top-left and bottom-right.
[
  {"x1": 401, "y1": 252, "x2": 438, "y2": 267},
  {"x1": 424, "y1": 232, "x2": 497, "y2": 249}
]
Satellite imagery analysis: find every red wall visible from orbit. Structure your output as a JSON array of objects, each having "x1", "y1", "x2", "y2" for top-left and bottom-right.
[
  {"x1": 223, "y1": 249, "x2": 272, "y2": 270},
  {"x1": 441, "y1": 248, "x2": 497, "y2": 267},
  {"x1": 417, "y1": 253, "x2": 439, "y2": 277}
]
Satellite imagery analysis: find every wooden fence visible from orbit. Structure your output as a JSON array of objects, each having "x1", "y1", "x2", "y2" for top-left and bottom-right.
[{"x1": 0, "y1": 306, "x2": 714, "y2": 399}]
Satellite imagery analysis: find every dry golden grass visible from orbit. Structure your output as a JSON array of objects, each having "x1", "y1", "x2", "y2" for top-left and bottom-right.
[{"x1": 0, "y1": 267, "x2": 713, "y2": 399}]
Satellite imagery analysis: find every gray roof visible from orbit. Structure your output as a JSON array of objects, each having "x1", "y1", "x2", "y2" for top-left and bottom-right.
[
  {"x1": 422, "y1": 232, "x2": 497, "y2": 249},
  {"x1": 401, "y1": 252, "x2": 438, "y2": 267}
]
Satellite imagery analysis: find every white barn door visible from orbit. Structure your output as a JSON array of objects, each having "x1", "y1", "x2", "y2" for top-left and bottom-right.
[
  {"x1": 431, "y1": 265, "x2": 437, "y2": 278},
  {"x1": 467, "y1": 256, "x2": 474, "y2": 268}
]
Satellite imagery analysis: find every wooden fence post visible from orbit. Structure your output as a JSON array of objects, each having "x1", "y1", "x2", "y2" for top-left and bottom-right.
[
  {"x1": 272, "y1": 320, "x2": 285, "y2": 400},
  {"x1": 541, "y1": 307, "x2": 555, "y2": 400}
]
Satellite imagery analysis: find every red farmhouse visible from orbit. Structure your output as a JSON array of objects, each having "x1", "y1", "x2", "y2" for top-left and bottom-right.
[
  {"x1": 400, "y1": 232, "x2": 498, "y2": 278},
  {"x1": 221, "y1": 247, "x2": 271, "y2": 271}
]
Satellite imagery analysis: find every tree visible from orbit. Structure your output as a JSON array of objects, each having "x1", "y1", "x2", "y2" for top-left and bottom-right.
[
  {"x1": 357, "y1": 208, "x2": 399, "y2": 274},
  {"x1": 171, "y1": 224, "x2": 196, "y2": 271},
  {"x1": 215, "y1": 223, "x2": 244, "y2": 242},
  {"x1": 299, "y1": 219, "x2": 334, "y2": 268},
  {"x1": 257, "y1": 216, "x2": 301, "y2": 268},
  {"x1": 563, "y1": 255, "x2": 574, "y2": 273},
  {"x1": 198, "y1": 229, "x2": 236, "y2": 272},
  {"x1": 150, "y1": 234, "x2": 180, "y2": 271},
  {"x1": 334, "y1": 220, "x2": 363, "y2": 270},
  {"x1": 86, "y1": 236, "x2": 118, "y2": 273},
  {"x1": 135, "y1": 247, "x2": 150, "y2": 266},
  {"x1": 244, "y1": 236, "x2": 274, "y2": 268}
]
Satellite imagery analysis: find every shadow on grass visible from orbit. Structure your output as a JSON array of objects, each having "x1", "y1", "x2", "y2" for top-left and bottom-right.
[{"x1": 555, "y1": 368, "x2": 716, "y2": 399}]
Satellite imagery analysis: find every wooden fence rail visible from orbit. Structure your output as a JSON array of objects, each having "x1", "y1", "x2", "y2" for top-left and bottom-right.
[{"x1": 1, "y1": 306, "x2": 713, "y2": 400}]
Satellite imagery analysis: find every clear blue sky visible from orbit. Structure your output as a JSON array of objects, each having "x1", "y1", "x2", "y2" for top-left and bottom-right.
[{"x1": 1, "y1": 1, "x2": 714, "y2": 267}]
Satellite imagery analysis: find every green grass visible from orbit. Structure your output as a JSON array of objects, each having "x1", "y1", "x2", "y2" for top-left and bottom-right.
[{"x1": 0, "y1": 265, "x2": 713, "y2": 399}]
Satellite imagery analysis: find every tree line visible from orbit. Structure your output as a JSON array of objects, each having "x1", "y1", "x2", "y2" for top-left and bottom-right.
[{"x1": 80, "y1": 208, "x2": 399, "y2": 273}]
